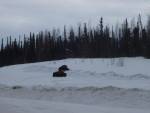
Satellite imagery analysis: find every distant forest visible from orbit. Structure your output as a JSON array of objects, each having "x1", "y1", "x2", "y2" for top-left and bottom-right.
[{"x1": 0, "y1": 15, "x2": 150, "y2": 67}]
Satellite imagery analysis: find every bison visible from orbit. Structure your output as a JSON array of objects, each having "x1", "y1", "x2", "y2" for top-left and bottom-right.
[{"x1": 53, "y1": 65, "x2": 69, "y2": 77}]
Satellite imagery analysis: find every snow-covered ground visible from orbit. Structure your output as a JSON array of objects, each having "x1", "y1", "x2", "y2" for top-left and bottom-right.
[{"x1": 0, "y1": 57, "x2": 150, "y2": 113}]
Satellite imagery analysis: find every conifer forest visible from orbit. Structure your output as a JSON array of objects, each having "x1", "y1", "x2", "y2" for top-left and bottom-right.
[{"x1": 0, "y1": 15, "x2": 150, "y2": 67}]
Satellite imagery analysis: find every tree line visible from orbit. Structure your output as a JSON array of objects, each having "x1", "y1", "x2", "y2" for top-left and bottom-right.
[{"x1": 0, "y1": 15, "x2": 150, "y2": 67}]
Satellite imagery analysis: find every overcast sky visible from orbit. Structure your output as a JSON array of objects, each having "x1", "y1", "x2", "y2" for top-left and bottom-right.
[{"x1": 0, "y1": 0, "x2": 149, "y2": 38}]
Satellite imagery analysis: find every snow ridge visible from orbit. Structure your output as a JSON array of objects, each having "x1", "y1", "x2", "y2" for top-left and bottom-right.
[
  {"x1": 100, "y1": 72, "x2": 150, "y2": 79},
  {"x1": 0, "y1": 84, "x2": 150, "y2": 109}
]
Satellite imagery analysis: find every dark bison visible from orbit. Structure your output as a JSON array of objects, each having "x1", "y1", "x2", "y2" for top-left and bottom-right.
[{"x1": 53, "y1": 65, "x2": 69, "y2": 77}]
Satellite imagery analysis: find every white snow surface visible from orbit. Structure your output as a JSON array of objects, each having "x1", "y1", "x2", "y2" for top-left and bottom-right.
[{"x1": 0, "y1": 57, "x2": 150, "y2": 113}]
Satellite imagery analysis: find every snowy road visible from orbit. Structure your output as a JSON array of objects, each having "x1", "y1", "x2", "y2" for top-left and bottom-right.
[{"x1": 0, "y1": 97, "x2": 150, "y2": 113}]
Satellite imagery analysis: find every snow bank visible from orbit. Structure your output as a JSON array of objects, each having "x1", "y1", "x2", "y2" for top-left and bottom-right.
[{"x1": 0, "y1": 57, "x2": 150, "y2": 89}]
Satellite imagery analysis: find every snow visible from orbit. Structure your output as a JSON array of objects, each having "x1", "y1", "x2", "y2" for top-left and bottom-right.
[
  {"x1": 0, "y1": 57, "x2": 150, "y2": 113},
  {"x1": 1, "y1": 97, "x2": 150, "y2": 113}
]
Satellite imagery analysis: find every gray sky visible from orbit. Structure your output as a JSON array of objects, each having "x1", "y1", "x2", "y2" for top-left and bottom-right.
[{"x1": 0, "y1": 0, "x2": 149, "y2": 38}]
